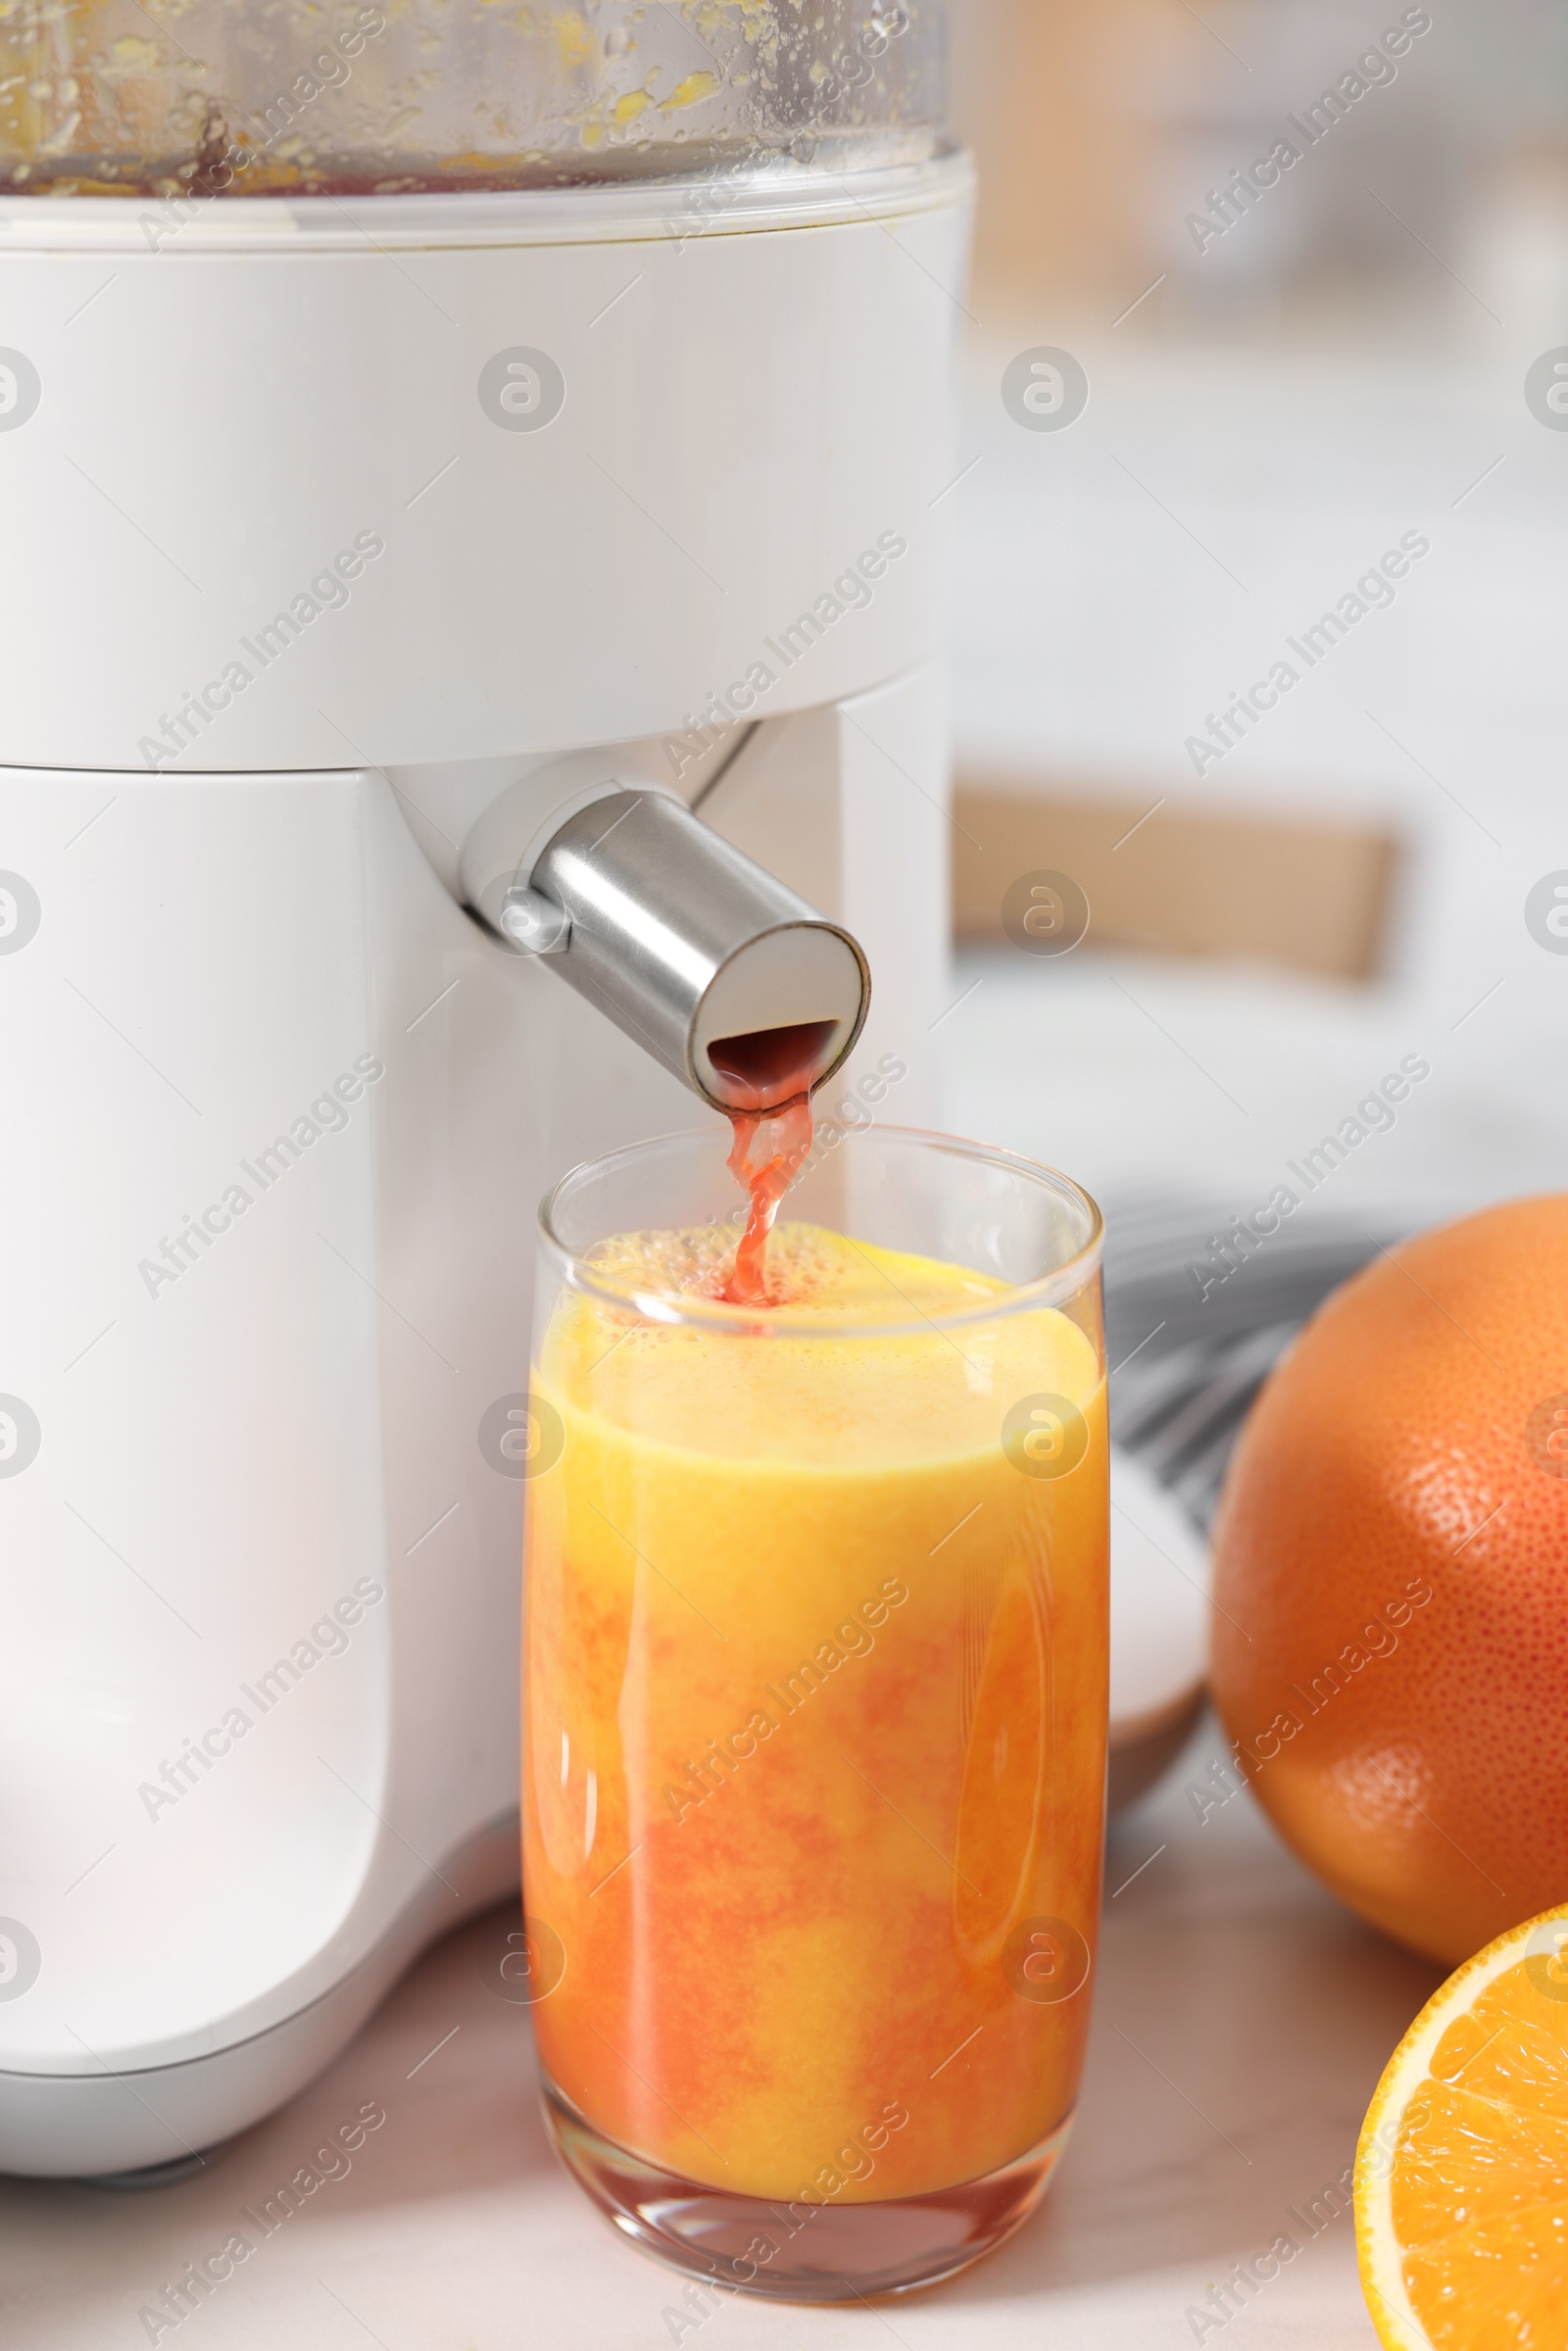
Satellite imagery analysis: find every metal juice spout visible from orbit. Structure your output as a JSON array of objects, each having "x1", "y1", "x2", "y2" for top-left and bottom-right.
[{"x1": 488, "y1": 788, "x2": 870, "y2": 1114}]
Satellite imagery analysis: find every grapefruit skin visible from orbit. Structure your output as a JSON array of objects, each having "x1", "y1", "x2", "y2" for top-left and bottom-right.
[{"x1": 1210, "y1": 1196, "x2": 1568, "y2": 1967}]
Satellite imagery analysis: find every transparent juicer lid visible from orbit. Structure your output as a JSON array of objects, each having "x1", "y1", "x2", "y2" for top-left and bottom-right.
[{"x1": 0, "y1": 1, "x2": 945, "y2": 198}]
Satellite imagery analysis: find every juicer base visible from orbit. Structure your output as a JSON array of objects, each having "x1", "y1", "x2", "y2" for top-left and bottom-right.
[{"x1": 539, "y1": 2077, "x2": 1074, "y2": 2302}]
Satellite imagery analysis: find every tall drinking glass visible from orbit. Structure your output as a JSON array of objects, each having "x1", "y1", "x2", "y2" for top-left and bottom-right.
[{"x1": 520, "y1": 1124, "x2": 1106, "y2": 2300}]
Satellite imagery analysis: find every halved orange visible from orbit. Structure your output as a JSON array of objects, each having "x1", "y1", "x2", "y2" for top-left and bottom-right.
[{"x1": 1355, "y1": 1903, "x2": 1568, "y2": 2347}]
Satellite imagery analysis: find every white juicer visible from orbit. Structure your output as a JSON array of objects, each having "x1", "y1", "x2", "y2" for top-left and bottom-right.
[{"x1": 0, "y1": 1, "x2": 969, "y2": 2175}]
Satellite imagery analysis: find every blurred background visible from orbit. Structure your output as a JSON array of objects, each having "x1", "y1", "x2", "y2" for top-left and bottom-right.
[{"x1": 932, "y1": 0, "x2": 1568, "y2": 1234}]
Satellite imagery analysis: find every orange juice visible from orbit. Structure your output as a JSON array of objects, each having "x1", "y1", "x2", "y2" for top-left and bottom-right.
[{"x1": 522, "y1": 1219, "x2": 1107, "y2": 2207}]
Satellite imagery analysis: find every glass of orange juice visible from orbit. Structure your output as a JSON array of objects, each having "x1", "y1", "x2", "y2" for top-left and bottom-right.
[{"x1": 520, "y1": 1123, "x2": 1107, "y2": 2300}]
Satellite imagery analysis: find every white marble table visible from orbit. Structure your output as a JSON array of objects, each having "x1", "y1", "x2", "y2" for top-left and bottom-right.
[{"x1": 4, "y1": 1712, "x2": 1439, "y2": 2350}]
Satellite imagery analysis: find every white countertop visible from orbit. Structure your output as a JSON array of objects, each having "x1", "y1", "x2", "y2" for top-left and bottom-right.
[{"x1": 4, "y1": 1712, "x2": 1438, "y2": 2350}]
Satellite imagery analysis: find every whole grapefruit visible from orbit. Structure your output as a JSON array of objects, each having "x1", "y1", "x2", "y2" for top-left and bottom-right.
[{"x1": 1210, "y1": 1196, "x2": 1568, "y2": 1965}]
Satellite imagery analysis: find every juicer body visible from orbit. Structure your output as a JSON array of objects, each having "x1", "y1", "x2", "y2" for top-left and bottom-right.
[{"x1": 0, "y1": 164, "x2": 968, "y2": 2174}]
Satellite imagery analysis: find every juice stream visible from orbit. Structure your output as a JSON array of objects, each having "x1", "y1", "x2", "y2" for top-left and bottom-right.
[
  {"x1": 721, "y1": 1097, "x2": 813, "y2": 1305},
  {"x1": 710, "y1": 1018, "x2": 840, "y2": 1307}
]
